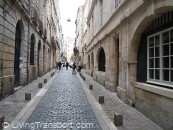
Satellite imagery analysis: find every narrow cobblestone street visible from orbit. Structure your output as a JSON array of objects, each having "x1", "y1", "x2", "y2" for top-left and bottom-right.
[{"x1": 24, "y1": 68, "x2": 101, "y2": 130}]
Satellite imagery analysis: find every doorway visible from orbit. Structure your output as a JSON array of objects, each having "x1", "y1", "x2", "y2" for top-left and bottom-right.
[
  {"x1": 37, "y1": 41, "x2": 41, "y2": 76},
  {"x1": 14, "y1": 22, "x2": 22, "y2": 86}
]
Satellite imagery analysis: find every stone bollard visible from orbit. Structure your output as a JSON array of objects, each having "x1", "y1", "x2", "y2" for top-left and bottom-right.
[
  {"x1": 99, "y1": 96, "x2": 104, "y2": 104},
  {"x1": 0, "y1": 115, "x2": 4, "y2": 129},
  {"x1": 44, "y1": 79, "x2": 47, "y2": 83},
  {"x1": 80, "y1": 73, "x2": 82, "y2": 77},
  {"x1": 89, "y1": 85, "x2": 93, "y2": 90},
  {"x1": 51, "y1": 73, "x2": 53, "y2": 77},
  {"x1": 114, "y1": 113, "x2": 123, "y2": 126},
  {"x1": 38, "y1": 83, "x2": 42, "y2": 88},
  {"x1": 83, "y1": 77, "x2": 86, "y2": 81},
  {"x1": 25, "y1": 93, "x2": 31, "y2": 101}
]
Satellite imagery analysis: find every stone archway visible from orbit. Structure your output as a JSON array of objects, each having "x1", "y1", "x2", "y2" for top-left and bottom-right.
[
  {"x1": 129, "y1": 3, "x2": 173, "y2": 84},
  {"x1": 127, "y1": 3, "x2": 173, "y2": 129}
]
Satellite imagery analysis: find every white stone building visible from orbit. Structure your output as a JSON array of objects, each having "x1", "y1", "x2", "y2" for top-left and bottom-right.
[
  {"x1": 74, "y1": 5, "x2": 85, "y2": 66},
  {"x1": 64, "y1": 37, "x2": 75, "y2": 62},
  {"x1": 77, "y1": 0, "x2": 173, "y2": 129}
]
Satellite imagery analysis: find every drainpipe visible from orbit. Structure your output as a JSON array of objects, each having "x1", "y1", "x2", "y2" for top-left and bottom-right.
[
  {"x1": 0, "y1": 0, "x2": 5, "y2": 100},
  {"x1": 125, "y1": 17, "x2": 129, "y2": 102},
  {"x1": 50, "y1": 1, "x2": 52, "y2": 70},
  {"x1": 27, "y1": 0, "x2": 31, "y2": 84}
]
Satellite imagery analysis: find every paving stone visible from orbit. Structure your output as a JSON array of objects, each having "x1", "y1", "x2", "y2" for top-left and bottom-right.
[
  {"x1": 26, "y1": 68, "x2": 101, "y2": 130},
  {"x1": 81, "y1": 69, "x2": 163, "y2": 130},
  {"x1": 0, "y1": 69, "x2": 57, "y2": 123}
]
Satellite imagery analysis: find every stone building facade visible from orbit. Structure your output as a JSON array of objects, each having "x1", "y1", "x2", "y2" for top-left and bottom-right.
[
  {"x1": 0, "y1": 0, "x2": 61, "y2": 99},
  {"x1": 77, "y1": 0, "x2": 173, "y2": 129},
  {"x1": 74, "y1": 5, "x2": 84, "y2": 65}
]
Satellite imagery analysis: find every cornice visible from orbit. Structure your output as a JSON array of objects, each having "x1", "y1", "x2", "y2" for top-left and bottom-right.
[{"x1": 87, "y1": 0, "x2": 97, "y2": 24}]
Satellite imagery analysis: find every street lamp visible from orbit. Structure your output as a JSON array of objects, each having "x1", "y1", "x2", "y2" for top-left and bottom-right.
[{"x1": 67, "y1": 18, "x2": 71, "y2": 22}]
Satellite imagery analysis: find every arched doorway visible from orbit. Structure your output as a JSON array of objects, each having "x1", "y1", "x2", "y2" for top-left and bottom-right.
[
  {"x1": 98, "y1": 47, "x2": 105, "y2": 72},
  {"x1": 48, "y1": 49, "x2": 50, "y2": 71},
  {"x1": 88, "y1": 55, "x2": 90, "y2": 69},
  {"x1": 91, "y1": 52, "x2": 94, "y2": 76},
  {"x1": 14, "y1": 21, "x2": 22, "y2": 86},
  {"x1": 53, "y1": 52, "x2": 55, "y2": 68},
  {"x1": 43, "y1": 45, "x2": 45, "y2": 73},
  {"x1": 30, "y1": 34, "x2": 35, "y2": 65},
  {"x1": 37, "y1": 41, "x2": 41, "y2": 76}
]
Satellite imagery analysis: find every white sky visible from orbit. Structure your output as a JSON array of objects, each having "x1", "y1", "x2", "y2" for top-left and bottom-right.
[{"x1": 59, "y1": 0, "x2": 85, "y2": 38}]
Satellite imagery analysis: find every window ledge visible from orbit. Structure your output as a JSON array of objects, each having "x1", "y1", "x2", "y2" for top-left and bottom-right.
[
  {"x1": 95, "y1": 71, "x2": 106, "y2": 76},
  {"x1": 133, "y1": 82, "x2": 173, "y2": 99}
]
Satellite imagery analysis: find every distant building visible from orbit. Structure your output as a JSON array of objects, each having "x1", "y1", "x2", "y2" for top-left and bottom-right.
[
  {"x1": 64, "y1": 37, "x2": 75, "y2": 62},
  {"x1": 74, "y1": 5, "x2": 85, "y2": 66}
]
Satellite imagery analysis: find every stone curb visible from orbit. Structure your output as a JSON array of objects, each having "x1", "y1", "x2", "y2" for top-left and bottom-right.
[
  {"x1": 77, "y1": 73, "x2": 117, "y2": 130},
  {"x1": 4, "y1": 71, "x2": 58, "y2": 130}
]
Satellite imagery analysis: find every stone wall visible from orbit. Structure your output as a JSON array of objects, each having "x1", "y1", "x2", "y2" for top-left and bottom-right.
[{"x1": 134, "y1": 83, "x2": 173, "y2": 130}]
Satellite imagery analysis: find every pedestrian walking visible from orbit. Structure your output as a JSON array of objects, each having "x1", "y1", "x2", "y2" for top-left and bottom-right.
[
  {"x1": 66, "y1": 62, "x2": 69, "y2": 70},
  {"x1": 72, "y1": 63, "x2": 77, "y2": 74},
  {"x1": 58, "y1": 61, "x2": 62, "y2": 70}
]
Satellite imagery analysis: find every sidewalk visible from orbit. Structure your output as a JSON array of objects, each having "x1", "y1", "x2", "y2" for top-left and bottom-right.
[
  {"x1": 0, "y1": 69, "x2": 56, "y2": 124},
  {"x1": 80, "y1": 69, "x2": 163, "y2": 130}
]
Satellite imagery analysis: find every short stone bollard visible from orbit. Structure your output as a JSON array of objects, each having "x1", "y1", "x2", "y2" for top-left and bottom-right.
[
  {"x1": 38, "y1": 83, "x2": 42, "y2": 88},
  {"x1": 51, "y1": 73, "x2": 53, "y2": 77},
  {"x1": 99, "y1": 96, "x2": 104, "y2": 104},
  {"x1": 44, "y1": 79, "x2": 47, "y2": 83},
  {"x1": 25, "y1": 93, "x2": 31, "y2": 101},
  {"x1": 83, "y1": 77, "x2": 86, "y2": 81},
  {"x1": 114, "y1": 113, "x2": 123, "y2": 126},
  {"x1": 89, "y1": 85, "x2": 93, "y2": 90},
  {"x1": 0, "y1": 115, "x2": 4, "y2": 129},
  {"x1": 80, "y1": 73, "x2": 82, "y2": 77}
]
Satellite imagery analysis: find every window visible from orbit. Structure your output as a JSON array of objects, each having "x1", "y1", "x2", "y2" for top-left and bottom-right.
[{"x1": 147, "y1": 27, "x2": 173, "y2": 87}]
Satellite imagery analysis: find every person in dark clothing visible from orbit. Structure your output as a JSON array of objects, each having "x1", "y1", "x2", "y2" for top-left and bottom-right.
[
  {"x1": 58, "y1": 61, "x2": 62, "y2": 70},
  {"x1": 66, "y1": 62, "x2": 69, "y2": 70},
  {"x1": 72, "y1": 63, "x2": 76, "y2": 74}
]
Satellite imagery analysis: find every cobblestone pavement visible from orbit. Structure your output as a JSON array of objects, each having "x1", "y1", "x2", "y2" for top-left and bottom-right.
[
  {"x1": 25, "y1": 68, "x2": 101, "y2": 130},
  {"x1": 80, "y1": 70, "x2": 163, "y2": 130},
  {"x1": 0, "y1": 69, "x2": 56, "y2": 125}
]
